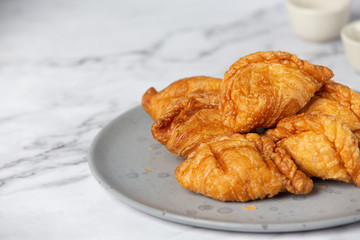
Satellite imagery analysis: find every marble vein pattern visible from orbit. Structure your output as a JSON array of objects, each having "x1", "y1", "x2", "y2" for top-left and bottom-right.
[{"x1": 1, "y1": 0, "x2": 360, "y2": 239}]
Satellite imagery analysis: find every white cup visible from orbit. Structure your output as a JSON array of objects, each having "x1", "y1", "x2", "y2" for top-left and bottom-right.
[
  {"x1": 286, "y1": 0, "x2": 352, "y2": 42},
  {"x1": 341, "y1": 20, "x2": 360, "y2": 73}
]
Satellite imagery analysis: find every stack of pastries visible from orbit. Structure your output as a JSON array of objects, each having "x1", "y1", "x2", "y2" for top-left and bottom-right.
[{"x1": 142, "y1": 51, "x2": 360, "y2": 202}]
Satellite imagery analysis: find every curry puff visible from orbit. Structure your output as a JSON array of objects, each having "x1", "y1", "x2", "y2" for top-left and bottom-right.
[
  {"x1": 175, "y1": 134, "x2": 313, "y2": 202},
  {"x1": 302, "y1": 81, "x2": 360, "y2": 140},
  {"x1": 219, "y1": 51, "x2": 334, "y2": 132},
  {"x1": 142, "y1": 50, "x2": 360, "y2": 202},
  {"x1": 266, "y1": 113, "x2": 360, "y2": 186},
  {"x1": 142, "y1": 76, "x2": 222, "y2": 120},
  {"x1": 151, "y1": 93, "x2": 232, "y2": 158}
]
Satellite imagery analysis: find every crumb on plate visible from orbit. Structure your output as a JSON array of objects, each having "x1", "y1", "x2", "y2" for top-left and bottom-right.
[{"x1": 242, "y1": 205, "x2": 257, "y2": 210}]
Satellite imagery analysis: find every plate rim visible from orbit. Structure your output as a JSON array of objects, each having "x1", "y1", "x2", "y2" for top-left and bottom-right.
[{"x1": 88, "y1": 105, "x2": 360, "y2": 233}]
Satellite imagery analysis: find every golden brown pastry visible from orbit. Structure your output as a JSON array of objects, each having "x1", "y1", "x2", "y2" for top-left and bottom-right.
[
  {"x1": 265, "y1": 113, "x2": 360, "y2": 186},
  {"x1": 219, "y1": 51, "x2": 334, "y2": 132},
  {"x1": 301, "y1": 96, "x2": 360, "y2": 138},
  {"x1": 320, "y1": 81, "x2": 360, "y2": 116},
  {"x1": 142, "y1": 76, "x2": 222, "y2": 120},
  {"x1": 302, "y1": 81, "x2": 360, "y2": 141},
  {"x1": 175, "y1": 133, "x2": 313, "y2": 202},
  {"x1": 151, "y1": 93, "x2": 232, "y2": 158}
]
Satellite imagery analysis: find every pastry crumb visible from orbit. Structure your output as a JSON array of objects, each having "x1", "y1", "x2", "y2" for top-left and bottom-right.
[
  {"x1": 227, "y1": 214, "x2": 232, "y2": 217},
  {"x1": 319, "y1": 185, "x2": 327, "y2": 190},
  {"x1": 145, "y1": 168, "x2": 151, "y2": 172},
  {"x1": 242, "y1": 205, "x2": 257, "y2": 210},
  {"x1": 148, "y1": 147, "x2": 153, "y2": 150}
]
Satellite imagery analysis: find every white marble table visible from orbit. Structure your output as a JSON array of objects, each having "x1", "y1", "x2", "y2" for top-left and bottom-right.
[{"x1": 1, "y1": 0, "x2": 360, "y2": 239}]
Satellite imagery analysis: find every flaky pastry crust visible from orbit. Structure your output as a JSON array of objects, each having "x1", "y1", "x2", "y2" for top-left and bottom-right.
[
  {"x1": 266, "y1": 113, "x2": 360, "y2": 186},
  {"x1": 302, "y1": 81, "x2": 360, "y2": 142},
  {"x1": 319, "y1": 81, "x2": 360, "y2": 119},
  {"x1": 175, "y1": 133, "x2": 312, "y2": 202},
  {"x1": 142, "y1": 76, "x2": 222, "y2": 120},
  {"x1": 219, "y1": 51, "x2": 334, "y2": 132},
  {"x1": 151, "y1": 93, "x2": 232, "y2": 158}
]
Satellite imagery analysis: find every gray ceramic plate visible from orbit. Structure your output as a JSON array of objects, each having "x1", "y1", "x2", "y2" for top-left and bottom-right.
[{"x1": 88, "y1": 105, "x2": 360, "y2": 232}]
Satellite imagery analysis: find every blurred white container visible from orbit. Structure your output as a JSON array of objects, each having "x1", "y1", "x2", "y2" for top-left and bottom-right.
[
  {"x1": 341, "y1": 20, "x2": 360, "y2": 73},
  {"x1": 286, "y1": 0, "x2": 352, "y2": 42}
]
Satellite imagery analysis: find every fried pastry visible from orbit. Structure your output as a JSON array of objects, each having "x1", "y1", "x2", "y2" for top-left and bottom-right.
[
  {"x1": 219, "y1": 51, "x2": 334, "y2": 132},
  {"x1": 302, "y1": 81, "x2": 360, "y2": 141},
  {"x1": 320, "y1": 81, "x2": 360, "y2": 116},
  {"x1": 151, "y1": 93, "x2": 232, "y2": 158},
  {"x1": 301, "y1": 96, "x2": 360, "y2": 140},
  {"x1": 175, "y1": 133, "x2": 313, "y2": 202},
  {"x1": 265, "y1": 113, "x2": 360, "y2": 186},
  {"x1": 142, "y1": 76, "x2": 222, "y2": 120}
]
